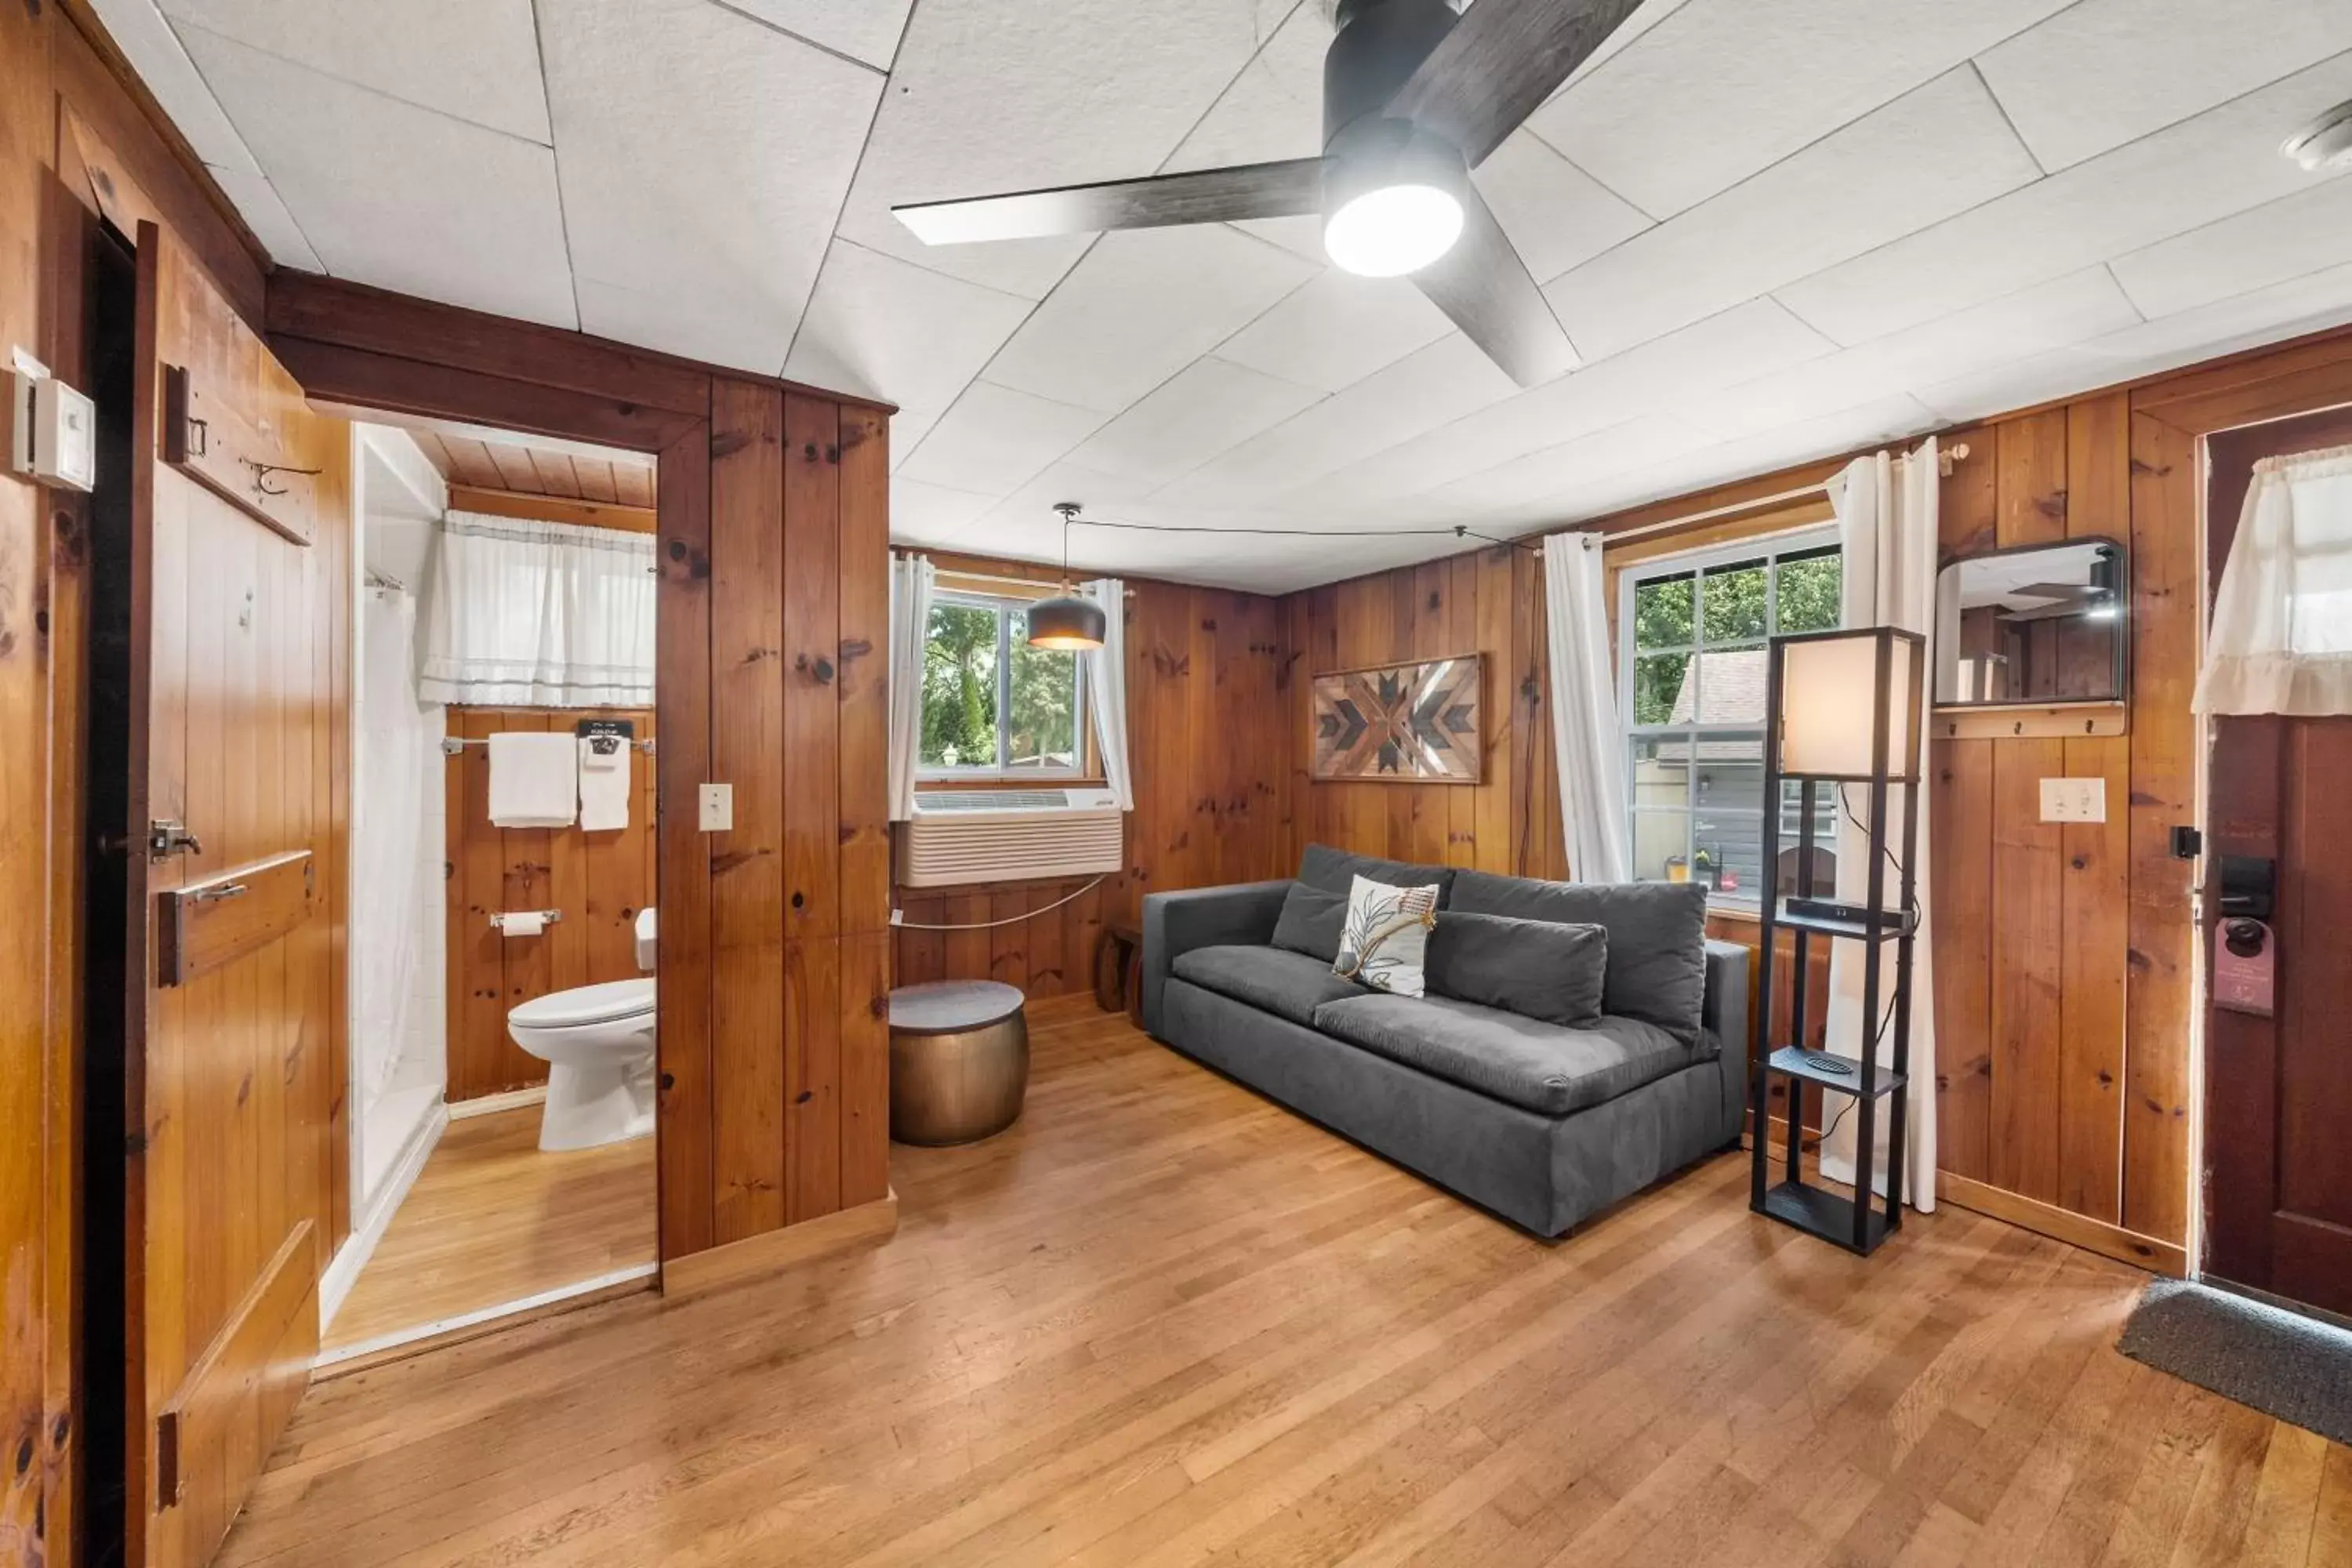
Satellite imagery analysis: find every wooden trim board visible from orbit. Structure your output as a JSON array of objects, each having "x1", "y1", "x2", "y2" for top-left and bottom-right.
[
  {"x1": 659, "y1": 1189, "x2": 898, "y2": 1300},
  {"x1": 1937, "y1": 1171, "x2": 2187, "y2": 1276},
  {"x1": 445, "y1": 483, "x2": 657, "y2": 534}
]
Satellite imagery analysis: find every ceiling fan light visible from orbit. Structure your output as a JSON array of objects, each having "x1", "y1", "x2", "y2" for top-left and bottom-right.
[
  {"x1": 1027, "y1": 593, "x2": 1105, "y2": 652},
  {"x1": 1323, "y1": 182, "x2": 1464, "y2": 277}
]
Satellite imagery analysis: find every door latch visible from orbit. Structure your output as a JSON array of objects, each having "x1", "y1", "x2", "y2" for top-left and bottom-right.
[{"x1": 147, "y1": 818, "x2": 203, "y2": 862}]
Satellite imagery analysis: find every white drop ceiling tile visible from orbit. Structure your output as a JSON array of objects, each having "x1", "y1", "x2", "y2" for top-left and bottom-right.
[
  {"x1": 540, "y1": 0, "x2": 880, "y2": 379},
  {"x1": 1527, "y1": 0, "x2": 2071, "y2": 219},
  {"x1": 572, "y1": 277, "x2": 779, "y2": 376},
  {"x1": 1778, "y1": 52, "x2": 2352, "y2": 345},
  {"x1": 889, "y1": 410, "x2": 939, "y2": 472},
  {"x1": 1559, "y1": 0, "x2": 1694, "y2": 91},
  {"x1": 1909, "y1": 349, "x2": 2104, "y2": 424},
  {"x1": 1541, "y1": 68, "x2": 2042, "y2": 361},
  {"x1": 1214, "y1": 269, "x2": 1455, "y2": 394},
  {"x1": 1435, "y1": 416, "x2": 1719, "y2": 514},
  {"x1": 1470, "y1": 131, "x2": 1654, "y2": 285},
  {"x1": 714, "y1": 0, "x2": 915, "y2": 71},
  {"x1": 1236, "y1": 214, "x2": 1329, "y2": 264},
  {"x1": 1065, "y1": 358, "x2": 1325, "y2": 485},
  {"x1": 891, "y1": 479, "x2": 998, "y2": 545},
  {"x1": 834, "y1": 0, "x2": 1285, "y2": 299},
  {"x1": 178, "y1": 24, "x2": 576, "y2": 328},
  {"x1": 984, "y1": 226, "x2": 1319, "y2": 413},
  {"x1": 1976, "y1": 0, "x2": 2352, "y2": 172},
  {"x1": 84, "y1": 0, "x2": 259, "y2": 173},
  {"x1": 1691, "y1": 267, "x2": 2141, "y2": 438},
  {"x1": 1567, "y1": 394, "x2": 1940, "y2": 520},
  {"x1": 895, "y1": 380, "x2": 1107, "y2": 499},
  {"x1": 1156, "y1": 332, "x2": 1523, "y2": 508},
  {"x1": 782, "y1": 240, "x2": 1034, "y2": 416},
  {"x1": 1163, "y1": 2, "x2": 1330, "y2": 174},
  {"x1": 204, "y1": 164, "x2": 320, "y2": 271},
  {"x1": 2075, "y1": 261, "x2": 2352, "y2": 370},
  {"x1": 2110, "y1": 176, "x2": 2352, "y2": 321},
  {"x1": 163, "y1": 0, "x2": 551, "y2": 143}
]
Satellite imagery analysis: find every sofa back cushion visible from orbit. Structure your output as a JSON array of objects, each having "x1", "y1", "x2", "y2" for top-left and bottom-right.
[
  {"x1": 1446, "y1": 870, "x2": 1708, "y2": 1042},
  {"x1": 1269, "y1": 881, "x2": 1348, "y2": 963},
  {"x1": 1425, "y1": 912, "x2": 1607, "y2": 1029},
  {"x1": 1298, "y1": 843, "x2": 1457, "y2": 906}
]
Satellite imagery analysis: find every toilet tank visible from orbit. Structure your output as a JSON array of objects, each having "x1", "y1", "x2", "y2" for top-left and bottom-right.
[{"x1": 635, "y1": 906, "x2": 657, "y2": 972}]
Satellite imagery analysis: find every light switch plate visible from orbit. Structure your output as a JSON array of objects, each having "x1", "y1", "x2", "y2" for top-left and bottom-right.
[
  {"x1": 698, "y1": 782, "x2": 733, "y2": 833},
  {"x1": 2039, "y1": 777, "x2": 2107, "y2": 824}
]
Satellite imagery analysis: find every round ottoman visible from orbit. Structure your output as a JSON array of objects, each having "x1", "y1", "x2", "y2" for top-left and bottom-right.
[{"x1": 888, "y1": 980, "x2": 1029, "y2": 1146}]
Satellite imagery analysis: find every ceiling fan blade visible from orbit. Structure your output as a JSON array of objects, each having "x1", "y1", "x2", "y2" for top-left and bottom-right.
[
  {"x1": 894, "y1": 158, "x2": 1327, "y2": 245},
  {"x1": 2013, "y1": 583, "x2": 2099, "y2": 600},
  {"x1": 1411, "y1": 180, "x2": 1577, "y2": 388},
  {"x1": 1386, "y1": 0, "x2": 1648, "y2": 167}
]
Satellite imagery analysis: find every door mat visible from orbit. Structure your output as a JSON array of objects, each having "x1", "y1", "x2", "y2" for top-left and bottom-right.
[{"x1": 2118, "y1": 1279, "x2": 2352, "y2": 1446}]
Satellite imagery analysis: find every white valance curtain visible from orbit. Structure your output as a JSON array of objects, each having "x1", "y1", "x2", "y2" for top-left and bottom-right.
[
  {"x1": 1542, "y1": 533, "x2": 1632, "y2": 883},
  {"x1": 1080, "y1": 579, "x2": 1136, "y2": 810},
  {"x1": 2196, "y1": 442, "x2": 2352, "y2": 716},
  {"x1": 1820, "y1": 439, "x2": 1939, "y2": 1210},
  {"x1": 887, "y1": 552, "x2": 936, "y2": 822},
  {"x1": 418, "y1": 511, "x2": 655, "y2": 707}
]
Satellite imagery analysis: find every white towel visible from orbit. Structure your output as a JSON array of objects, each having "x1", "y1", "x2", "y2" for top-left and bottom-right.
[
  {"x1": 488, "y1": 731, "x2": 577, "y2": 827},
  {"x1": 578, "y1": 736, "x2": 632, "y2": 832}
]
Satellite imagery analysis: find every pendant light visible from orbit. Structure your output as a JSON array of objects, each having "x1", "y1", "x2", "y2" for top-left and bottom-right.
[{"x1": 1027, "y1": 502, "x2": 1106, "y2": 652}]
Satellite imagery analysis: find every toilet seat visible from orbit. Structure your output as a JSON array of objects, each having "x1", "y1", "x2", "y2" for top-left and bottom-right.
[
  {"x1": 508, "y1": 978, "x2": 658, "y2": 1152},
  {"x1": 509, "y1": 978, "x2": 655, "y2": 1030}
]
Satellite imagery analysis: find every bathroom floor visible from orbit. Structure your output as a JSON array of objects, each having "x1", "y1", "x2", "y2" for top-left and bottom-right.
[{"x1": 323, "y1": 1106, "x2": 657, "y2": 1365}]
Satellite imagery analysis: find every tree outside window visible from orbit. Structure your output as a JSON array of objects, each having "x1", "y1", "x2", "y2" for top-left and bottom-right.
[{"x1": 919, "y1": 594, "x2": 1084, "y2": 775}]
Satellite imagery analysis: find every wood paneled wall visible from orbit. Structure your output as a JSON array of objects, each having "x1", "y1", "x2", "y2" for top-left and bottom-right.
[
  {"x1": 891, "y1": 554, "x2": 1290, "y2": 998},
  {"x1": 442, "y1": 707, "x2": 657, "y2": 1102}
]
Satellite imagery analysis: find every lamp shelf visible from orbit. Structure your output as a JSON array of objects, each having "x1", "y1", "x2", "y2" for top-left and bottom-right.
[
  {"x1": 1766, "y1": 1046, "x2": 1907, "y2": 1098},
  {"x1": 1772, "y1": 899, "x2": 1915, "y2": 941},
  {"x1": 1759, "y1": 1179, "x2": 1893, "y2": 1257}
]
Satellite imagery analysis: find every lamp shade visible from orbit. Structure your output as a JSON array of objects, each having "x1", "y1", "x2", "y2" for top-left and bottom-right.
[
  {"x1": 1026, "y1": 593, "x2": 1105, "y2": 652},
  {"x1": 1777, "y1": 629, "x2": 1918, "y2": 779}
]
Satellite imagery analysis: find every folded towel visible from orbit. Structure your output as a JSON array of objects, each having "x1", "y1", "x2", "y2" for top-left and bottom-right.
[
  {"x1": 578, "y1": 735, "x2": 632, "y2": 832},
  {"x1": 488, "y1": 731, "x2": 577, "y2": 827}
]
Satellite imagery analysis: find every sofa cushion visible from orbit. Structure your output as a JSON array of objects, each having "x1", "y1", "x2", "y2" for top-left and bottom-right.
[
  {"x1": 1298, "y1": 842, "x2": 1457, "y2": 907},
  {"x1": 1171, "y1": 944, "x2": 1364, "y2": 1028},
  {"x1": 1310, "y1": 993, "x2": 1703, "y2": 1116},
  {"x1": 1446, "y1": 870, "x2": 1708, "y2": 1043},
  {"x1": 1269, "y1": 881, "x2": 1348, "y2": 963},
  {"x1": 1426, "y1": 911, "x2": 1608, "y2": 1028}
]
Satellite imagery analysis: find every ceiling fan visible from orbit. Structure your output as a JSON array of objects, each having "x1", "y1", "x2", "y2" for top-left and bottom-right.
[{"x1": 891, "y1": 0, "x2": 1646, "y2": 388}]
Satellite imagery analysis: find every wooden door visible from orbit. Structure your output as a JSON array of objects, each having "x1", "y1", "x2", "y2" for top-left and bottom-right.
[
  {"x1": 122, "y1": 222, "x2": 343, "y2": 1567},
  {"x1": 2202, "y1": 408, "x2": 2352, "y2": 1318}
]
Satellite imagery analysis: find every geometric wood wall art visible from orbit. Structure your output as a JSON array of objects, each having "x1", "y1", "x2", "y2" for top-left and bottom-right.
[{"x1": 1311, "y1": 653, "x2": 1484, "y2": 783}]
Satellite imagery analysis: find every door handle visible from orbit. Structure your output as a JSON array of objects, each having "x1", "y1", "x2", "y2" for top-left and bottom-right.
[
  {"x1": 147, "y1": 818, "x2": 203, "y2": 862},
  {"x1": 188, "y1": 882, "x2": 248, "y2": 904}
]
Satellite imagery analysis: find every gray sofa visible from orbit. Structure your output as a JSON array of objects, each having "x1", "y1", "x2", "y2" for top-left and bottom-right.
[{"x1": 1140, "y1": 844, "x2": 1750, "y2": 1239}]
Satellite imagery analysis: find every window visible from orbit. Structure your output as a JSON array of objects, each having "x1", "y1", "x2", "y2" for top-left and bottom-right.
[
  {"x1": 1620, "y1": 531, "x2": 1843, "y2": 906},
  {"x1": 918, "y1": 593, "x2": 1086, "y2": 778}
]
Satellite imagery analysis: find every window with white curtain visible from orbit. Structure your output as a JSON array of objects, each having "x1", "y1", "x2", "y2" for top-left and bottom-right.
[
  {"x1": 917, "y1": 593, "x2": 1086, "y2": 778},
  {"x1": 1617, "y1": 528, "x2": 1842, "y2": 906},
  {"x1": 417, "y1": 510, "x2": 656, "y2": 708}
]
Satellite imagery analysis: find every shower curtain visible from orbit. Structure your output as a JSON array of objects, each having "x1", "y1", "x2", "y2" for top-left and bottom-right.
[{"x1": 353, "y1": 587, "x2": 433, "y2": 1108}]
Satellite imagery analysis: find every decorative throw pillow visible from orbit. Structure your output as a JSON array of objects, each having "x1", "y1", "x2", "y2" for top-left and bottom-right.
[
  {"x1": 1334, "y1": 874, "x2": 1441, "y2": 997},
  {"x1": 1270, "y1": 881, "x2": 1349, "y2": 964},
  {"x1": 1425, "y1": 912, "x2": 1609, "y2": 1028}
]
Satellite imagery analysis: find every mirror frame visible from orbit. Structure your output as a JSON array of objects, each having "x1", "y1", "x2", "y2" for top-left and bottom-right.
[{"x1": 1934, "y1": 535, "x2": 2130, "y2": 710}]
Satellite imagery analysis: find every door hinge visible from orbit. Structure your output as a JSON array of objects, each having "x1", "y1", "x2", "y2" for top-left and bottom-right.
[
  {"x1": 2170, "y1": 826, "x2": 2202, "y2": 861},
  {"x1": 155, "y1": 1409, "x2": 183, "y2": 1509}
]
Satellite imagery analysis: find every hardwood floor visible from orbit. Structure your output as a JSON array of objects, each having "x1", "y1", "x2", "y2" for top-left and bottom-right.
[
  {"x1": 229, "y1": 998, "x2": 2348, "y2": 1566},
  {"x1": 322, "y1": 1106, "x2": 656, "y2": 1359}
]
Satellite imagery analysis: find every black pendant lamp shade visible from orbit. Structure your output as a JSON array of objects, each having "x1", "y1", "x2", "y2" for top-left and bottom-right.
[{"x1": 1027, "y1": 503, "x2": 1105, "y2": 652}]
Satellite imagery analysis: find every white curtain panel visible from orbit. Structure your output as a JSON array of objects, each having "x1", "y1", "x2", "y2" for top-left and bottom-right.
[
  {"x1": 352, "y1": 587, "x2": 430, "y2": 1106},
  {"x1": 418, "y1": 510, "x2": 655, "y2": 706},
  {"x1": 1819, "y1": 440, "x2": 1939, "y2": 1210},
  {"x1": 2196, "y1": 441, "x2": 2352, "y2": 716},
  {"x1": 1081, "y1": 579, "x2": 1136, "y2": 810},
  {"x1": 887, "y1": 552, "x2": 936, "y2": 822},
  {"x1": 1542, "y1": 533, "x2": 1632, "y2": 883}
]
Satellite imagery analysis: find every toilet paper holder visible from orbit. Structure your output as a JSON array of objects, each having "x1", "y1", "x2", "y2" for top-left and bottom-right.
[{"x1": 490, "y1": 909, "x2": 563, "y2": 931}]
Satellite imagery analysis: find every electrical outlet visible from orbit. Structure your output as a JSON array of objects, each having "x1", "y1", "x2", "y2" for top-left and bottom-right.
[
  {"x1": 698, "y1": 782, "x2": 733, "y2": 833},
  {"x1": 2038, "y1": 777, "x2": 2107, "y2": 824}
]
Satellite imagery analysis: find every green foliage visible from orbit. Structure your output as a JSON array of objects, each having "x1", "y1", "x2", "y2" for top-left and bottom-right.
[
  {"x1": 1006, "y1": 610, "x2": 1078, "y2": 769},
  {"x1": 1629, "y1": 552, "x2": 1842, "y2": 726},
  {"x1": 1774, "y1": 554, "x2": 1842, "y2": 633},
  {"x1": 919, "y1": 600, "x2": 1082, "y2": 771}
]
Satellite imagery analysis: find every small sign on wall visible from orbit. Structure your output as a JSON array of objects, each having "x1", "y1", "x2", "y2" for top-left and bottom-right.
[{"x1": 2214, "y1": 919, "x2": 2276, "y2": 1017}]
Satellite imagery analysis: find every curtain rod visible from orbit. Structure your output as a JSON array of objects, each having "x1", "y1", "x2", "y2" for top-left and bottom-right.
[
  {"x1": 933, "y1": 566, "x2": 1138, "y2": 599},
  {"x1": 1596, "y1": 441, "x2": 1969, "y2": 547}
]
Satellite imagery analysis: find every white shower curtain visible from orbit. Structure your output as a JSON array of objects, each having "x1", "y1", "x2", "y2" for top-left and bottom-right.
[
  {"x1": 1819, "y1": 439, "x2": 1939, "y2": 1210},
  {"x1": 418, "y1": 510, "x2": 655, "y2": 706},
  {"x1": 353, "y1": 587, "x2": 432, "y2": 1106},
  {"x1": 887, "y1": 552, "x2": 936, "y2": 822},
  {"x1": 1542, "y1": 533, "x2": 1631, "y2": 882},
  {"x1": 2196, "y1": 442, "x2": 2352, "y2": 715},
  {"x1": 1080, "y1": 578, "x2": 1134, "y2": 810}
]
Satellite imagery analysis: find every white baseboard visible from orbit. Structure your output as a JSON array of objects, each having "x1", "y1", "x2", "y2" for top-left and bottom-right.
[
  {"x1": 322, "y1": 1100, "x2": 447, "y2": 1332},
  {"x1": 448, "y1": 1083, "x2": 548, "y2": 1121}
]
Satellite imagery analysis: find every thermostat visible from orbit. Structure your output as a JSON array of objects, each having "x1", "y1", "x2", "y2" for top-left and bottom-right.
[{"x1": 9, "y1": 358, "x2": 97, "y2": 493}]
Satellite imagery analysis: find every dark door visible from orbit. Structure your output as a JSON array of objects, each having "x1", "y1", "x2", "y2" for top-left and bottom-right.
[{"x1": 2202, "y1": 405, "x2": 2352, "y2": 1318}]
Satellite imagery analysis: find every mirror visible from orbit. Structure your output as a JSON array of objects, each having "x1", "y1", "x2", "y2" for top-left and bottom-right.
[{"x1": 1934, "y1": 539, "x2": 2127, "y2": 706}]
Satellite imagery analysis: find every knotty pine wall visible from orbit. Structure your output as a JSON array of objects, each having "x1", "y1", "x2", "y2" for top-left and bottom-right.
[
  {"x1": 443, "y1": 706, "x2": 658, "y2": 1102},
  {"x1": 891, "y1": 552, "x2": 1290, "y2": 998}
]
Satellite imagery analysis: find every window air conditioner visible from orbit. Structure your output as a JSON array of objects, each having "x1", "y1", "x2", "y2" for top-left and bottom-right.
[{"x1": 896, "y1": 788, "x2": 1125, "y2": 888}]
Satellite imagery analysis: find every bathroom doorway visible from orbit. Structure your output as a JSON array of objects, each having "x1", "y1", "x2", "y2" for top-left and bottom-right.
[{"x1": 321, "y1": 413, "x2": 662, "y2": 1370}]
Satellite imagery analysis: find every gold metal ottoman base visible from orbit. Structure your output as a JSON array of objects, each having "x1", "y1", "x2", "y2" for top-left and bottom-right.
[{"x1": 888, "y1": 980, "x2": 1030, "y2": 1146}]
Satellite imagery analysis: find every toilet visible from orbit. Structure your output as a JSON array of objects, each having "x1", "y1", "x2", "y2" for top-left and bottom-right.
[{"x1": 506, "y1": 908, "x2": 657, "y2": 1152}]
